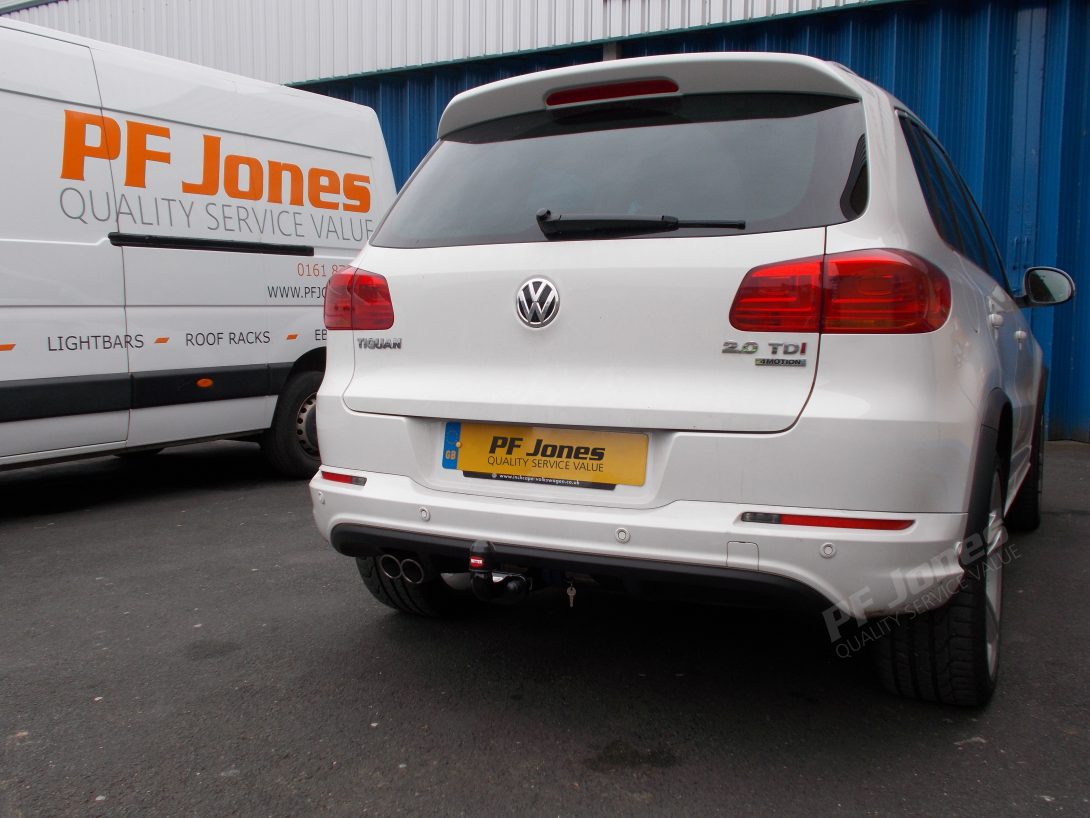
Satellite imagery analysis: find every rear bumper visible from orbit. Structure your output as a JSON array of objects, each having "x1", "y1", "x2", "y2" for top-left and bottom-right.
[
  {"x1": 311, "y1": 469, "x2": 967, "y2": 619},
  {"x1": 330, "y1": 522, "x2": 834, "y2": 610}
]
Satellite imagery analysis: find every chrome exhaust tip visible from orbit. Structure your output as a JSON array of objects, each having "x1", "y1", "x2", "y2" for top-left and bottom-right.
[
  {"x1": 379, "y1": 554, "x2": 403, "y2": 580},
  {"x1": 400, "y1": 558, "x2": 426, "y2": 585}
]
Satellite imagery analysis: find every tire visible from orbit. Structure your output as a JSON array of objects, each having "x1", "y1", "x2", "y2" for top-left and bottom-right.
[
  {"x1": 873, "y1": 466, "x2": 1006, "y2": 706},
  {"x1": 1006, "y1": 405, "x2": 1043, "y2": 532},
  {"x1": 355, "y1": 557, "x2": 473, "y2": 617},
  {"x1": 261, "y1": 369, "x2": 322, "y2": 478}
]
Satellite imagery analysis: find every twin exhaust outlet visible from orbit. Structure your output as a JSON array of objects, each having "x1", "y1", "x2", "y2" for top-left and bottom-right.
[{"x1": 378, "y1": 553, "x2": 427, "y2": 585}]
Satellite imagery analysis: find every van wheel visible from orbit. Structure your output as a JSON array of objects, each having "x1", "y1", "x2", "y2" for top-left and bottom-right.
[
  {"x1": 355, "y1": 557, "x2": 473, "y2": 617},
  {"x1": 873, "y1": 467, "x2": 1006, "y2": 706},
  {"x1": 262, "y1": 370, "x2": 322, "y2": 478},
  {"x1": 1006, "y1": 406, "x2": 1043, "y2": 531}
]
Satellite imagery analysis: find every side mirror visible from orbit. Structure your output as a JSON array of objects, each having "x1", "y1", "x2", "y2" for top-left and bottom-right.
[{"x1": 1019, "y1": 267, "x2": 1075, "y2": 307}]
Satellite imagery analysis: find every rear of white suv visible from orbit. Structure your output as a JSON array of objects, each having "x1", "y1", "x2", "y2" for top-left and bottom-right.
[{"x1": 310, "y1": 53, "x2": 1073, "y2": 706}]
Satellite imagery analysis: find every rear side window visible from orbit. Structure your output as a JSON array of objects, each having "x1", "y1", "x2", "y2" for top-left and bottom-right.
[
  {"x1": 375, "y1": 93, "x2": 867, "y2": 248},
  {"x1": 901, "y1": 117, "x2": 1007, "y2": 286}
]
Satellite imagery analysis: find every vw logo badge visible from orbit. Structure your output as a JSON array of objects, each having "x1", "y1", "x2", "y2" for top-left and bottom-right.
[{"x1": 516, "y1": 278, "x2": 559, "y2": 328}]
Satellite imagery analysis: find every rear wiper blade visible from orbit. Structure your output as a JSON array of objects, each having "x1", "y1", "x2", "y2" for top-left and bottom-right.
[{"x1": 535, "y1": 209, "x2": 745, "y2": 238}]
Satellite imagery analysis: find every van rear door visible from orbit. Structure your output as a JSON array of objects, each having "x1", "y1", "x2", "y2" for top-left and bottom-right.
[{"x1": 0, "y1": 26, "x2": 128, "y2": 459}]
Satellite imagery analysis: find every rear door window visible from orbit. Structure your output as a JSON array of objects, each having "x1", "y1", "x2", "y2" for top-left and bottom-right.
[
  {"x1": 374, "y1": 93, "x2": 868, "y2": 248},
  {"x1": 901, "y1": 116, "x2": 1007, "y2": 286},
  {"x1": 901, "y1": 118, "x2": 964, "y2": 253}
]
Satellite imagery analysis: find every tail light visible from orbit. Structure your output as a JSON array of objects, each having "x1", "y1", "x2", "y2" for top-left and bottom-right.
[
  {"x1": 730, "y1": 249, "x2": 950, "y2": 334},
  {"x1": 823, "y1": 250, "x2": 950, "y2": 333},
  {"x1": 729, "y1": 257, "x2": 822, "y2": 332},
  {"x1": 324, "y1": 267, "x2": 394, "y2": 330}
]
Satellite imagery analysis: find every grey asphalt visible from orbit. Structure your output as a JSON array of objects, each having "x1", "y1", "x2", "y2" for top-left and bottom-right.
[{"x1": 1, "y1": 441, "x2": 1088, "y2": 817}]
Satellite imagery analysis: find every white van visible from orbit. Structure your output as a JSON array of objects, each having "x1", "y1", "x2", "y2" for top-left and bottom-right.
[{"x1": 0, "y1": 20, "x2": 394, "y2": 477}]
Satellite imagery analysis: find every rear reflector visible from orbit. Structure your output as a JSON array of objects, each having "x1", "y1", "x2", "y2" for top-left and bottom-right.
[
  {"x1": 730, "y1": 249, "x2": 950, "y2": 334},
  {"x1": 741, "y1": 511, "x2": 913, "y2": 531},
  {"x1": 324, "y1": 267, "x2": 395, "y2": 331},
  {"x1": 545, "y1": 78, "x2": 679, "y2": 106},
  {"x1": 321, "y1": 470, "x2": 367, "y2": 486}
]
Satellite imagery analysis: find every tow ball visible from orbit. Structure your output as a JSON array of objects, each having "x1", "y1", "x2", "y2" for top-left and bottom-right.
[{"x1": 468, "y1": 540, "x2": 531, "y2": 602}]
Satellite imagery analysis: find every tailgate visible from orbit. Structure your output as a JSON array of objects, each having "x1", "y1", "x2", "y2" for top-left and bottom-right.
[{"x1": 342, "y1": 229, "x2": 823, "y2": 433}]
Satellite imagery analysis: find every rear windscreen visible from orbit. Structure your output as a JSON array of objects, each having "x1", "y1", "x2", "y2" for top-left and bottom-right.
[{"x1": 373, "y1": 93, "x2": 867, "y2": 248}]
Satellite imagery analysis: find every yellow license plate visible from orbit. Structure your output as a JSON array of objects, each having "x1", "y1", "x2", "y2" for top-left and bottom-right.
[{"x1": 442, "y1": 422, "x2": 647, "y2": 489}]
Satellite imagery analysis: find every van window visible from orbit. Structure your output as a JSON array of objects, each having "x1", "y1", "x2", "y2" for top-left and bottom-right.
[{"x1": 374, "y1": 93, "x2": 867, "y2": 248}]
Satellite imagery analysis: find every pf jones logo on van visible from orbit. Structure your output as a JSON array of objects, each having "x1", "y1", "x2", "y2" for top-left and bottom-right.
[
  {"x1": 60, "y1": 111, "x2": 372, "y2": 211},
  {"x1": 57, "y1": 111, "x2": 377, "y2": 244}
]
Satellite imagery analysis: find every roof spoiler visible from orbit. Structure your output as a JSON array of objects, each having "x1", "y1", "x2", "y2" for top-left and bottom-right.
[{"x1": 438, "y1": 52, "x2": 864, "y2": 138}]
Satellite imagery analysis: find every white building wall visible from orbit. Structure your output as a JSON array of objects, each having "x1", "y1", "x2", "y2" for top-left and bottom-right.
[{"x1": 1, "y1": 0, "x2": 896, "y2": 84}]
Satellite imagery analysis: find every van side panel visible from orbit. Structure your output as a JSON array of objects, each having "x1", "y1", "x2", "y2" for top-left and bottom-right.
[
  {"x1": 0, "y1": 27, "x2": 129, "y2": 458},
  {"x1": 0, "y1": 22, "x2": 394, "y2": 470}
]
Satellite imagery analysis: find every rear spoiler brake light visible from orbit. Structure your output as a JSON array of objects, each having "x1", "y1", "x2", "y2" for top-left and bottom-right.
[{"x1": 545, "y1": 78, "x2": 679, "y2": 107}]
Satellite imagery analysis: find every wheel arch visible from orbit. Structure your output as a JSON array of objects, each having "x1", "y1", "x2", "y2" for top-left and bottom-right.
[
  {"x1": 962, "y1": 389, "x2": 1011, "y2": 566},
  {"x1": 980, "y1": 387, "x2": 1012, "y2": 490},
  {"x1": 272, "y1": 347, "x2": 326, "y2": 395}
]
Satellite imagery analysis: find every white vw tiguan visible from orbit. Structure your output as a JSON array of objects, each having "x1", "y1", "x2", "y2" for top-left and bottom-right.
[{"x1": 310, "y1": 54, "x2": 1074, "y2": 706}]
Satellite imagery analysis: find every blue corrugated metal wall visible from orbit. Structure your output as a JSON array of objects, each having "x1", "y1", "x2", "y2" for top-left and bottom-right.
[{"x1": 306, "y1": 0, "x2": 1090, "y2": 441}]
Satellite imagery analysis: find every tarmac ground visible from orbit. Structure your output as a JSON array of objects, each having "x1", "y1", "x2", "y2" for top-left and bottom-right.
[{"x1": 1, "y1": 441, "x2": 1088, "y2": 816}]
